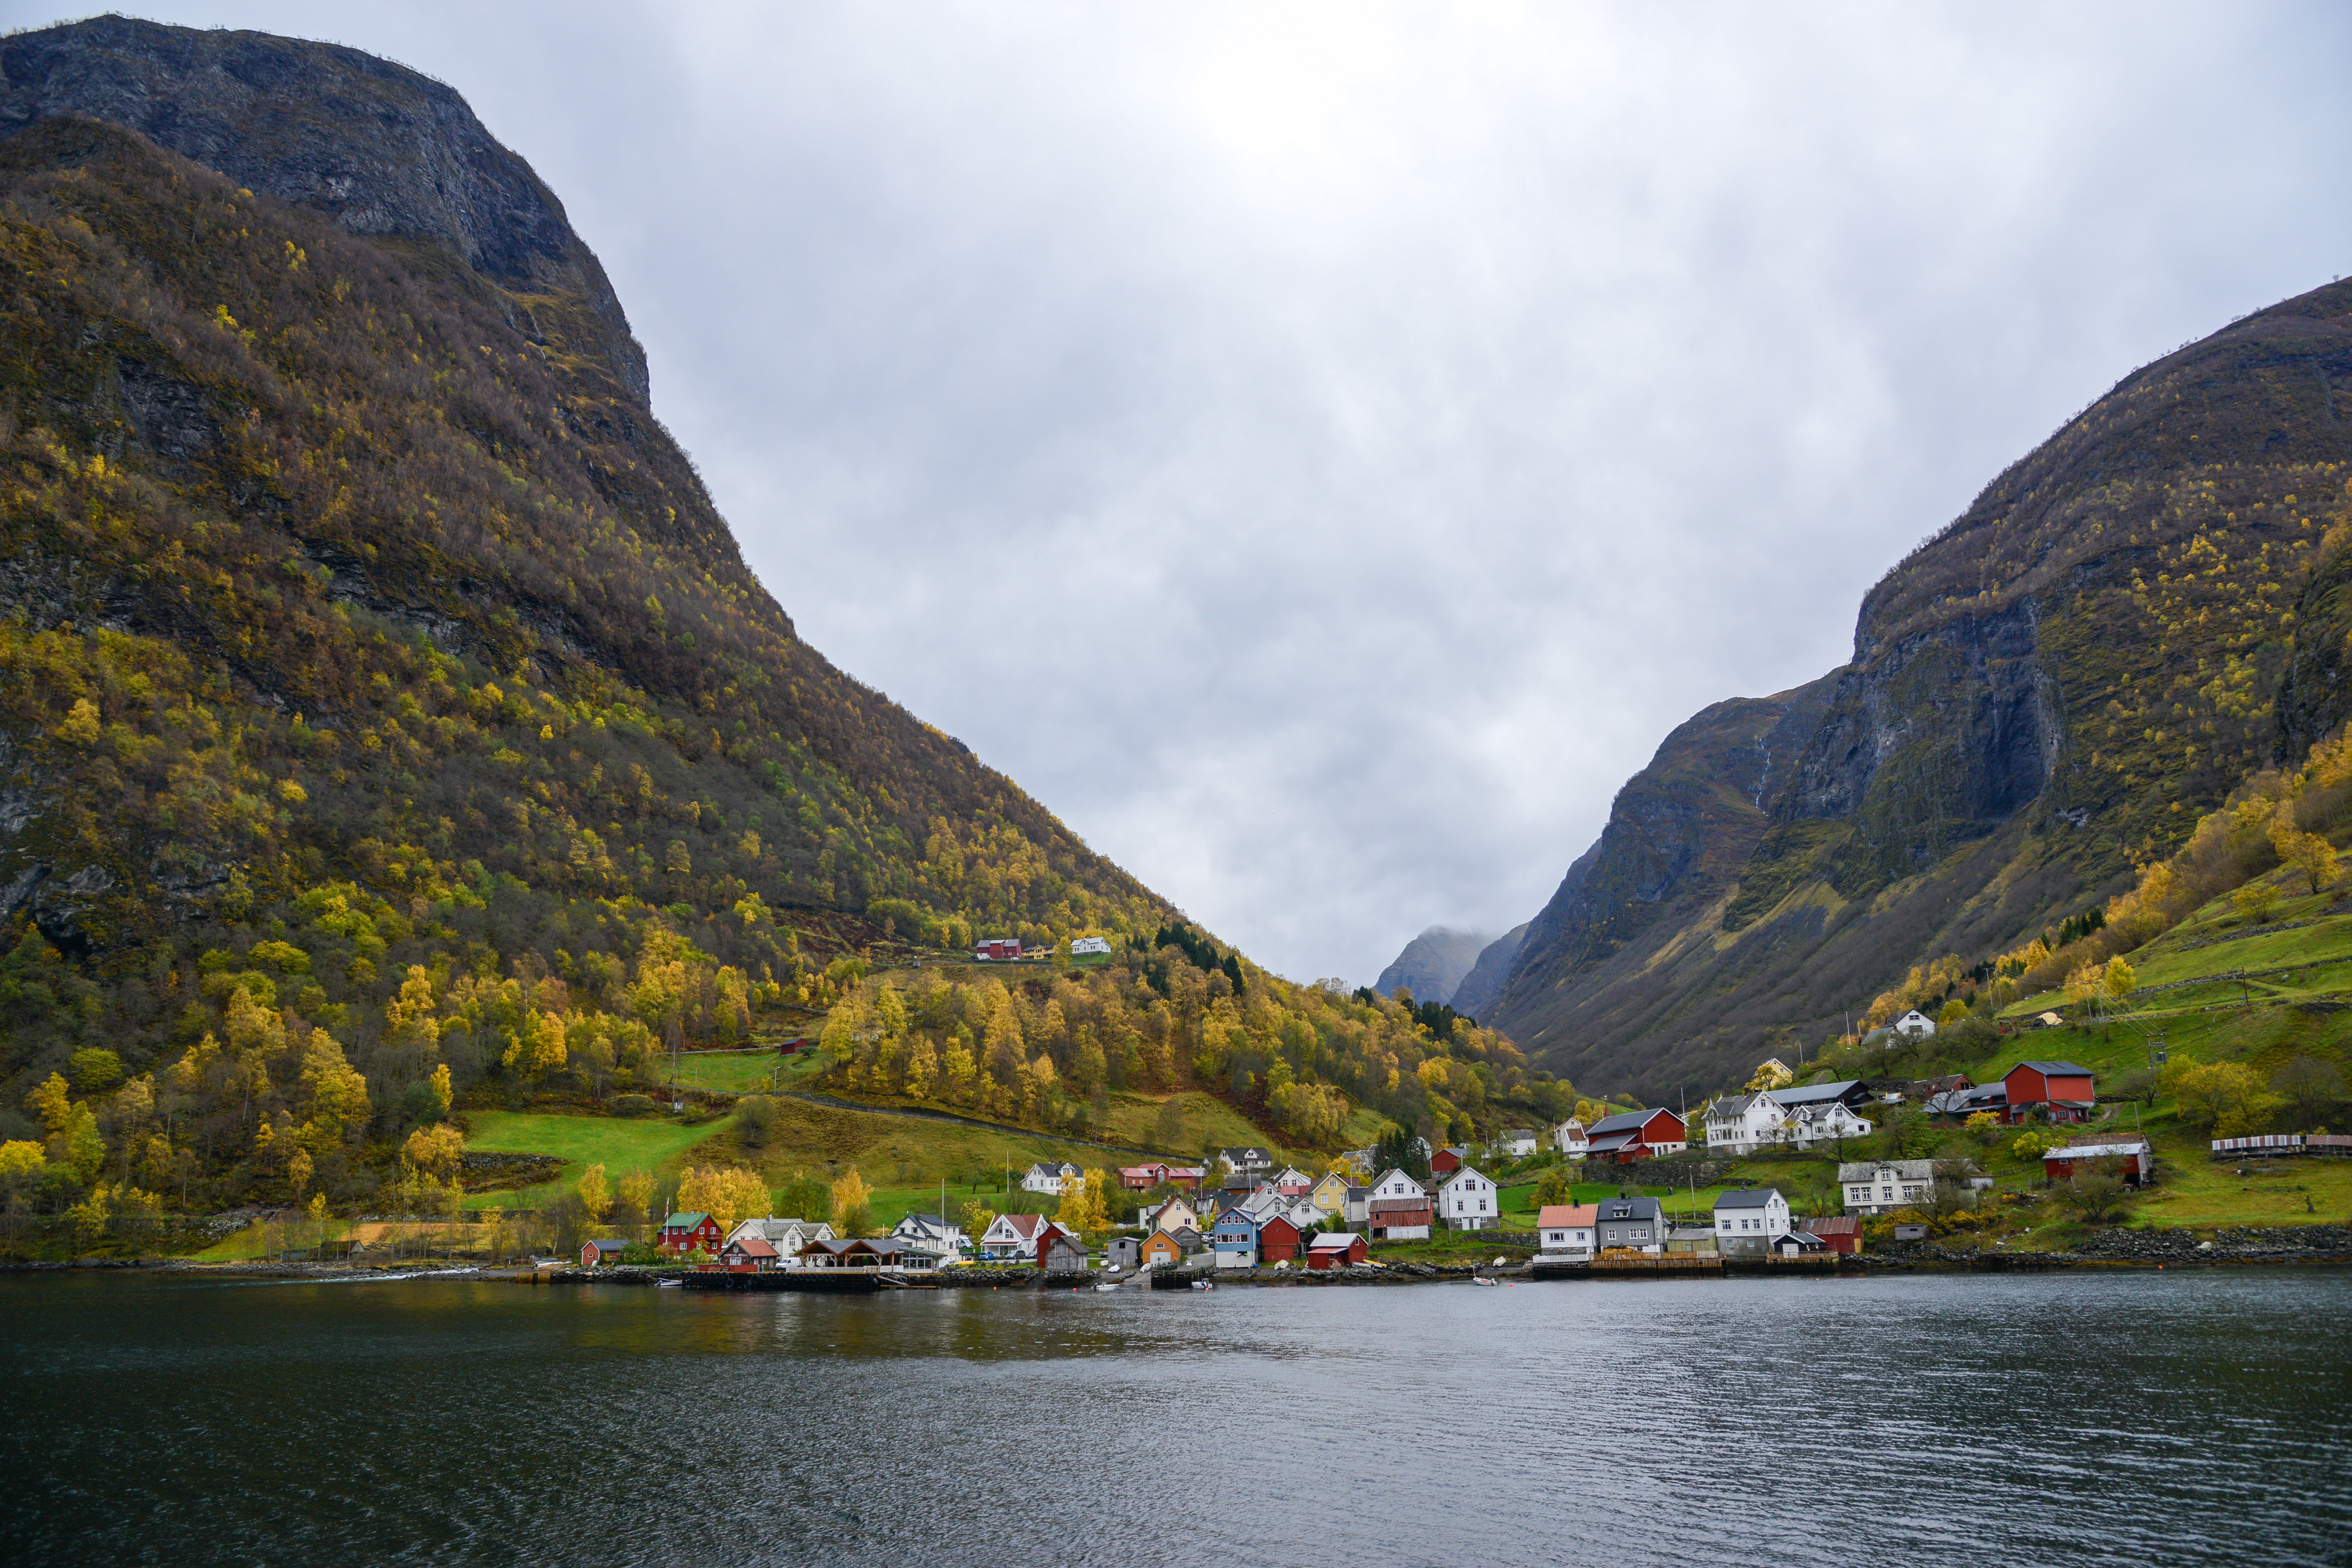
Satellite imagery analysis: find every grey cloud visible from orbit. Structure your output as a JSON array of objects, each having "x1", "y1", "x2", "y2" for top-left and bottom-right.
[{"x1": 109, "y1": 0, "x2": 2352, "y2": 985}]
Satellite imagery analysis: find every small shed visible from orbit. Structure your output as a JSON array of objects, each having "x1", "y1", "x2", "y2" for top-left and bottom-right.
[
  {"x1": 1103, "y1": 1236, "x2": 1141, "y2": 1272},
  {"x1": 1306, "y1": 1232, "x2": 1367, "y2": 1270},
  {"x1": 1257, "y1": 1214, "x2": 1303, "y2": 1265},
  {"x1": 2043, "y1": 1139, "x2": 2154, "y2": 1187},
  {"x1": 581, "y1": 1239, "x2": 629, "y2": 1268},
  {"x1": 1040, "y1": 1233, "x2": 1089, "y2": 1274},
  {"x1": 1799, "y1": 1216, "x2": 1862, "y2": 1255}
]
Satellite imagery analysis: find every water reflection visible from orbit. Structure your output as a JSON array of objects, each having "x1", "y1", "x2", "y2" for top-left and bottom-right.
[{"x1": 2, "y1": 1271, "x2": 2347, "y2": 1566}]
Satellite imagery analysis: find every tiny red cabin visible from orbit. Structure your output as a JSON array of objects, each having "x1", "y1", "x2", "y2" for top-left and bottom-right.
[
  {"x1": 581, "y1": 1239, "x2": 629, "y2": 1268},
  {"x1": 720, "y1": 1236, "x2": 780, "y2": 1272},
  {"x1": 657, "y1": 1212, "x2": 722, "y2": 1255},
  {"x1": 1257, "y1": 1215, "x2": 1303, "y2": 1264},
  {"x1": 2044, "y1": 1140, "x2": 2154, "y2": 1187},
  {"x1": 1430, "y1": 1147, "x2": 1466, "y2": 1176},
  {"x1": 2003, "y1": 1061, "x2": 2096, "y2": 1124},
  {"x1": 974, "y1": 937, "x2": 1023, "y2": 961},
  {"x1": 1798, "y1": 1216, "x2": 1862, "y2": 1256},
  {"x1": 1305, "y1": 1232, "x2": 1367, "y2": 1270}
]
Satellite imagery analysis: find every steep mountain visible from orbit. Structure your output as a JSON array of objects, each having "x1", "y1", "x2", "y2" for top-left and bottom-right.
[
  {"x1": 1445, "y1": 920, "x2": 1528, "y2": 1020},
  {"x1": 1372, "y1": 925, "x2": 1490, "y2": 1006},
  {"x1": 0, "y1": 21, "x2": 1573, "y2": 1204},
  {"x1": 1490, "y1": 277, "x2": 2352, "y2": 1098}
]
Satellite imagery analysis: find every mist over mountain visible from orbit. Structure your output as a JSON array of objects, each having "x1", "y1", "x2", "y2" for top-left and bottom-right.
[
  {"x1": 1371, "y1": 926, "x2": 1490, "y2": 1008},
  {"x1": 1442, "y1": 922, "x2": 1528, "y2": 1020}
]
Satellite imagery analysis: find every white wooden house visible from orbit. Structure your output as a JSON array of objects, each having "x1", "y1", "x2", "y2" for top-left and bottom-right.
[
  {"x1": 1787, "y1": 1099, "x2": 1874, "y2": 1149},
  {"x1": 726, "y1": 1216, "x2": 834, "y2": 1265},
  {"x1": 1712, "y1": 1187, "x2": 1791, "y2": 1254},
  {"x1": 979, "y1": 1211, "x2": 1069, "y2": 1260},
  {"x1": 1838, "y1": 1159, "x2": 1936, "y2": 1216},
  {"x1": 1366, "y1": 1166, "x2": 1432, "y2": 1240},
  {"x1": 1537, "y1": 1203, "x2": 1597, "y2": 1258},
  {"x1": 1020, "y1": 1161, "x2": 1082, "y2": 1195},
  {"x1": 1702, "y1": 1092, "x2": 1787, "y2": 1156},
  {"x1": 888, "y1": 1212, "x2": 968, "y2": 1257},
  {"x1": 1070, "y1": 935, "x2": 1112, "y2": 956},
  {"x1": 1498, "y1": 1128, "x2": 1539, "y2": 1158},
  {"x1": 1893, "y1": 1009, "x2": 1937, "y2": 1040},
  {"x1": 1554, "y1": 1119, "x2": 1589, "y2": 1159},
  {"x1": 1436, "y1": 1165, "x2": 1501, "y2": 1230}
]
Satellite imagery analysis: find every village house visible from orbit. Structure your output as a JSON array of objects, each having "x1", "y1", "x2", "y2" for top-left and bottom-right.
[
  {"x1": 1258, "y1": 1214, "x2": 1304, "y2": 1265},
  {"x1": 1070, "y1": 935, "x2": 1112, "y2": 956},
  {"x1": 1141, "y1": 1228, "x2": 1198, "y2": 1268},
  {"x1": 1212, "y1": 1208, "x2": 1259, "y2": 1268},
  {"x1": 1140, "y1": 1194, "x2": 1202, "y2": 1237},
  {"x1": 979, "y1": 1211, "x2": 1066, "y2": 1261},
  {"x1": 1770, "y1": 1079, "x2": 1875, "y2": 1113},
  {"x1": 1430, "y1": 1146, "x2": 1468, "y2": 1176},
  {"x1": 1786, "y1": 1099, "x2": 1875, "y2": 1149},
  {"x1": 1925, "y1": 1082, "x2": 2008, "y2": 1119},
  {"x1": 580, "y1": 1238, "x2": 629, "y2": 1268},
  {"x1": 1338, "y1": 1147, "x2": 1377, "y2": 1177},
  {"x1": 1554, "y1": 1119, "x2": 1589, "y2": 1159},
  {"x1": 2043, "y1": 1139, "x2": 2155, "y2": 1187},
  {"x1": 1306, "y1": 1232, "x2": 1367, "y2": 1270},
  {"x1": 1310, "y1": 1171, "x2": 1353, "y2": 1216},
  {"x1": 2003, "y1": 1061, "x2": 2097, "y2": 1124},
  {"x1": 1021, "y1": 1161, "x2": 1083, "y2": 1195},
  {"x1": 1537, "y1": 1203, "x2": 1597, "y2": 1258},
  {"x1": 888, "y1": 1212, "x2": 968, "y2": 1258},
  {"x1": 974, "y1": 936, "x2": 1023, "y2": 961},
  {"x1": 1498, "y1": 1128, "x2": 1539, "y2": 1159},
  {"x1": 1239, "y1": 1185, "x2": 1290, "y2": 1223},
  {"x1": 1893, "y1": 1008, "x2": 1937, "y2": 1040},
  {"x1": 1437, "y1": 1165, "x2": 1501, "y2": 1230},
  {"x1": 657, "y1": 1211, "x2": 722, "y2": 1255},
  {"x1": 1216, "y1": 1147, "x2": 1276, "y2": 1182},
  {"x1": 1799, "y1": 1215, "x2": 1863, "y2": 1255},
  {"x1": 1839, "y1": 1159, "x2": 1937, "y2": 1216},
  {"x1": 1040, "y1": 1232, "x2": 1090, "y2": 1274},
  {"x1": 1341, "y1": 1185, "x2": 1371, "y2": 1225},
  {"x1": 1593, "y1": 1195, "x2": 1666, "y2": 1253},
  {"x1": 719, "y1": 1234, "x2": 781, "y2": 1272},
  {"x1": 1119, "y1": 1164, "x2": 1168, "y2": 1190},
  {"x1": 1271, "y1": 1166, "x2": 1314, "y2": 1197},
  {"x1": 1365, "y1": 1167, "x2": 1432, "y2": 1240},
  {"x1": 1584, "y1": 1108, "x2": 1688, "y2": 1162},
  {"x1": 1702, "y1": 1093, "x2": 1788, "y2": 1156},
  {"x1": 725, "y1": 1216, "x2": 835, "y2": 1266},
  {"x1": 1103, "y1": 1236, "x2": 1140, "y2": 1271},
  {"x1": 1713, "y1": 1188, "x2": 1792, "y2": 1255}
]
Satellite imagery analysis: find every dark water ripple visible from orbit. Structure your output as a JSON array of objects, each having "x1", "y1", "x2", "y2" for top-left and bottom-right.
[{"x1": 3, "y1": 1270, "x2": 2348, "y2": 1565}]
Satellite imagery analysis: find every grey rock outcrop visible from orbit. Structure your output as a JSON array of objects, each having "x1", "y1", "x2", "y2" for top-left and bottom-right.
[{"x1": 1372, "y1": 926, "x2": 1491, "y2": 1007}]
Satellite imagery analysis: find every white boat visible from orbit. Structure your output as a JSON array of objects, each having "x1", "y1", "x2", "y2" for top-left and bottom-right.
[
  {"x1": 1470, "y1": 1276, "x2": 1499, "y2": 1287},
  {"x1": 657, "y1": 1278, "x2": 682, "y2": 1288},
  {"x1": 1190, "y1": 1279, "x2": 1215, "y2": 1290},
  {"x1": 1095, "y1": 1281, "x2": 1119, "y2": 1292}
]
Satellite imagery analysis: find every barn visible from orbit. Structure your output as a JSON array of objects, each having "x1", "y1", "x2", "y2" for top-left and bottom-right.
[
  {"x1": 1306, "y1": 1232, "x2": 1367, "y2": 1270},
  {"x1": 974, "y1": 936, "x2": 1023, "y2": 961},
  {"x1": 2003, "y1": 1061, "x2": 2097, "y2": 1124},
  {"x1": 2043, "y1": 1139, "x2": 2154, "y2": 1187},
  {"x1": 1257, "y1": 1214, "x2": 1303, "y2": 1265}
]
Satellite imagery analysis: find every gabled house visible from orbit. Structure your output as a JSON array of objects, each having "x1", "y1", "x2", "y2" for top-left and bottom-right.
[
  {"x1": 1141, "y1": 1195, "x2": 1202, "y2": 1237},
  {"x1": 1786, "y1": 1100, "x2": 1874, "y2": 1149},
  {"x1": 1437, "y1": 1165, "x2": 1501, "y2": 1230},
  {"x1": 1310, "y1": 1171, "x2": 1353, "y2": 1215},
  {"x1": 1306, "y1": 1232, "x2": 1367, "y2": 1270},
  {"x1": 888, "y1": 1212, "x2": 968, "y2": 1257},
  {"x1": 726, "y1": 1216, "x2": 835, "y2": 1265},
  {"x1": 1271, "y1": 1166, "x2": 1314, "y2": 1197},
  {"x1": 1713, "y1": 1187, "x2": 1791, "y2": 1254},
  {"x1": 1703, "y1": 1093, "x2": 1787, "y2": 1156},
  {"x1": 1768, "y1": 1079, "x2": 1874, "y2": 1112},
  {"x1": 1431, "y1": 1146, "x2": 1467, "y2": 1176},
  {"x1": 1258, "y1": 1214, "x2": 1304, "y2": 1265},
  {"x1": 1592, "y1": 1195, "x2": 1666, "y2": 1253},
  {"x1": 1365, "y1": 1167, "x2": 1431, "y2": 1240},
  {"x1": 1040, "y1": 1233, "x2": 1089, "y2": 1274},
  {"x1": 719, "y1": 1234, "x2": 781, "y2": 1272},
  {"x1": 1104, "y1": 1237, "x2": 1141, "y2": 1272},
  {"x1": 1341, "y1": 1186, "x2": 1371, "y2": 1225},
  {"x1": 1838, "y1": 1159, "x2": 1936, "y2": 1216},
  {"x1": 1498, "y1": 1129, "x2": 1538, "y2": 1158},
  {"x1": 1893, "y1": 1008, "x2": 1937, "y2": 1039},
  {"x1": 1338, "y1": 1148, "x2": 1376, "y2": 1177},
  {"x1": 580, "y1": 1238, "x2": 629, "y2": 1268},
  {"x1": 1216, "y1": 1147, "x2": 1275, "y2": 1182},
  {"x1": 1141, "y1": 1228, "x2": 1199, "y2": 1268},
  {"x1": 1799, "y1": 1215, "x2": 1862, "y2": 1255},
  {"x1": 1211, "y1": 1208, "x2": 1259, "y2": 1268},
  {"x1": 1239, "y1": 1185, "x2": 1290, "y2": 1222},
  {"x1": 2004, "y1": 1061, "x2": 2096, "y2": 1124},
  {"x1": 1537, "y1": 1203, "x2": 1597, "y2": 1258},
  {"x1": 657, "y1": 1212, "x2": 722, "y2": 1255},
  {"x1": 1021, "y1": 1161, "x2": 1083, "y2": 1195},
  {"x1": 1554, "y1": 1119, "x2": 1589, "y2": 1159},
  {"x1": 1119, "y1": 1164, "x2": 1169, "y2": 1190},
  {"x1": 1583, "y1": 1108, "x2": 1688, "y2": 1163},
  {"x1": 979, "y1": 1211, "x2": 1064, "y2": 1261},
  {"x1": 1925, "y1": 1082, "x2": 2008, "y2": 1119}
]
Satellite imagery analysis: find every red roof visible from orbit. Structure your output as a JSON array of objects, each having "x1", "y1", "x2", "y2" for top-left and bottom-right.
[
  {"x1": 1800, "y1": 1216, "x2": 1861, "y2": 1236},
  {"x1": 725, "y1": 1237, "x2": 780, "y2": 1258},
  {"x1": 1537, "y1": 1204, "x2": 1598, "y2": 1228}
]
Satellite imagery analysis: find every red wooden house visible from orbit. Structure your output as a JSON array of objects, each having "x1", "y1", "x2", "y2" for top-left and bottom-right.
[
  {"x1": 1583, "y1": 1108, "x2": 1689, "y2": 1162},
  {"x1": 1431, "y1": 1146, "x2": 1466, "y2": 1176},
  {"x1": 1797, "y1": 1216, "x2": 1862, "y2": 1255},
  {"x1": 2003, "y1": 1061, "x2": 2096, "y2": 1124},
  {"x1": 657, "y1": 1212, "x2": 722, "y2": 1255},
  {"x1": 719, "y1": 1235, "x2": 780, "y2": 1272},
  {"x1": 2043, "y1": 1139, "x2": 2154, "y2": 1187},
  {"x1": 974, "y1": 937, "x2": 1023, "y2": 961},
  {"x1": 1305, "y1": 1232, "x2": 1366, "y2": 1270},
  {"x1": 1257, "y1": 1214, "x2": 1303, "y2": 1265}
]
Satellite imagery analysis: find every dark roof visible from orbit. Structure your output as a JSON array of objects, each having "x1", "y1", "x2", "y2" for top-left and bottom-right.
[
  {"x1": 1714, "y1": 1188, "x2": 1783, "y2": 1210},
  {"x1": 2013, "y1": 1060, "x2": 2093, "y2": 1077},
  {"x1": 1800, "y1": 1216, "x2": 1861, "y2": 1236},
  {"x1": 1768, "y1": 1080, "x2": 1865, "y2": 1107},
  {"x1": 586, "y1": 1238, "x2": 628, "y2": 1250},
  {"x1": 1594, "y1": 1196, "x2": 1662, "y2": 1222},
  {"x1": 1585, "y1": 1109, "x2": 1670, "y2": 1137}
]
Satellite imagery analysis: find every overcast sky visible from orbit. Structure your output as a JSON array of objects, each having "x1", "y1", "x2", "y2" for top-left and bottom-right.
[{"x1": 81, "y1": 2, "x2": 2352, "y2": 984}]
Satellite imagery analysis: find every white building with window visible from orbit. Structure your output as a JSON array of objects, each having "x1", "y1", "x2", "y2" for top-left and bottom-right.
[
  {"x1": 1554, "y1": 1119, "x2": 1589, "y2": 1159},
  {"x1": 1787, "y1": 1100, "x2": 1874, "y2": 1149},
  {"x1": 1437, "y1": 1165, "x2": 1500, "y2": 1230},
  {"x1": 1021, "y1": 1161, "x2": 1082, "y2": 1195},
  {"x1": 1702, "y1": 1093, "x2": 1788, "y2": 1156},
  {"x1": 1838, "y1": 1159, "x2": 1936, "y2": 1216},
  {"x1": 1712, "y1": 1188, "x2": 1791, "y2": 1254}
]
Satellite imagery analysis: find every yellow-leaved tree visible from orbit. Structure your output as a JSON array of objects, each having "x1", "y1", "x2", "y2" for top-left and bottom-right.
[
  {"x1": 680, "y1": 1165, "x2": 773, "y2": 1233},
  {"x1": 829, "y1": 1166, "x2": 873, "y2": 1237},
  {"x1": 1057, "y1": 1168, "x2": 1110, "y2": 1235},
  {"x1": 577, "y1": 1162, "x2": 611, "y2": 1221}
]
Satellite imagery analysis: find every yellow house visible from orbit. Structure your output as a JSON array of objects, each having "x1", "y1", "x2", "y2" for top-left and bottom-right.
[
  {"x1": 1310, "y1": 1171, "x2": 1352, "y2": 1216},
  {"x1": 1141, "y1": 1228, "x2": 1195, "y2": 1268}
]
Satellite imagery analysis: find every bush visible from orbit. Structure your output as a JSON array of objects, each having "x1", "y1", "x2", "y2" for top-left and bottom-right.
[
  {"x1": 608, "y1": 1094, "x2": 660, "y2": 1118},
  {"x1": 735, "y1": 1094, "x2": 778, "y2": 1148}
]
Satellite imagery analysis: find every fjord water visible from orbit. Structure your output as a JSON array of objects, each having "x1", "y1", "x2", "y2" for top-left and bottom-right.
[{"x1": 4, "y1": 1272, "x2": 2347, "y2": 1566}]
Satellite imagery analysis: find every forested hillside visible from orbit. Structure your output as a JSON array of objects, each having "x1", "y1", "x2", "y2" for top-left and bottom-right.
[
  {"x1": 0, "y1": 21, "x2": 1578, "y2": 1226},
  {"x1": 1490, "y1": 278, "x2": 2352, "y2": 1098}
]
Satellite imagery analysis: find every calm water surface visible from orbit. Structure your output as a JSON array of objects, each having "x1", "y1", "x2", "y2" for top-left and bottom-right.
[{"x1": 3, "y1": 1269, "x2": 2348, "y2": 1566}]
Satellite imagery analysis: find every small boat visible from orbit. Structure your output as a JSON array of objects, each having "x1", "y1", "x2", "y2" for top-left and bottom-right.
[
  {"x1": 1095, "y1": 1281, "x2": 1120, "y2": 1292},
  {"x1": 1190, "y1": 1279, "x2": 1215, "y2": 1291},
  {"x1": 657, "y1": 1278, "x2": 682, "y2": 1288},
  {"x1": 1470, "y1": 1276, "x2": 1499, "y2": 1287}
]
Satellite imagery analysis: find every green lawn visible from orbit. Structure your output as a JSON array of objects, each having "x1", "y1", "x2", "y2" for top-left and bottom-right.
[{"x1": 461, "y1": 1110, "x2": 731, "y2": 1209}]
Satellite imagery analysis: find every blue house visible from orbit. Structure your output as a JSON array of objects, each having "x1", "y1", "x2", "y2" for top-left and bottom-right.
[{"x1": 1212, "y1": 1207, "x2": 1258, "y2": 1269}]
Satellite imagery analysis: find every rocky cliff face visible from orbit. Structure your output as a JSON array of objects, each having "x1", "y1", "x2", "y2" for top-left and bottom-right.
[
  {"x1": 1445, "y1": 921, "x2": 1528, "y2": 1020},
  {"x1": 0, "y1": 15, "x2": 649, "y2": 403},
  {"x1": 1489, "y1": 278, "x2": 2352, "y2": 1099}
]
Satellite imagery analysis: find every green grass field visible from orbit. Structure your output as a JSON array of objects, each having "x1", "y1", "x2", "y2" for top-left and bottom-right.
[{"x1": 461, "y1": 1110, "x2": 731, "y2": 1209}]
